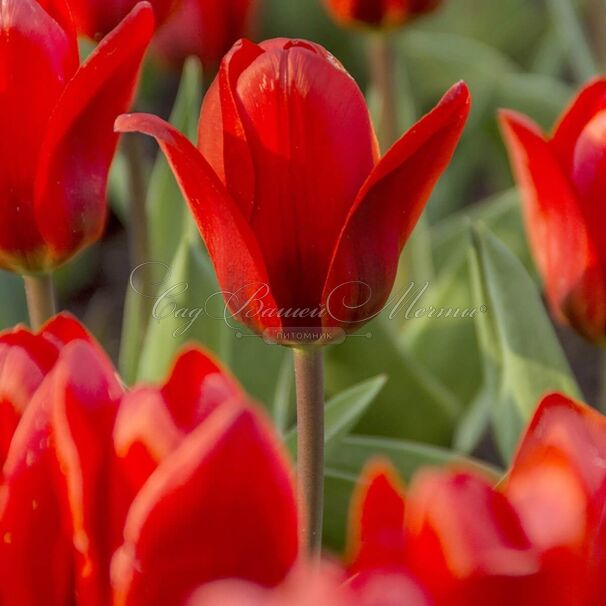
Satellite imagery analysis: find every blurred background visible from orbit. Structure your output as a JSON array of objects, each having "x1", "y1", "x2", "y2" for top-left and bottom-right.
[{"x1": 2, "y1": 0, "x2": 604, "y2": 548}]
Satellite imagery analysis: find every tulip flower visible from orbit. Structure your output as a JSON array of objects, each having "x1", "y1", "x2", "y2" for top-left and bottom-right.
[
  {"x1": 0, "y1": 0, "x2": 154, "y2": 276},
  {"x1": 0, "y1": 321, "x2": 298, "y2": 604},
  {"x1": 70, "y1": 0, "x2": 176, "y2": 40},
  {"x1": 505, "y1": 393, "x2": 606, "y2": 605},
  {"x1": 154, "y1": 0, "x2": 258, "y2": 69},
  {"x1": 322, "y1": 0, "x2": 443, "y2": 30},
  {"x1": 500, "y1": 79, "x2": 606, "y2": 343},
  {"x1": 116, "y1": 36, "x2": 469, "y2": 555},
  {"x1": 116, "y1": 39, "x2": 470, "y2": 342}
]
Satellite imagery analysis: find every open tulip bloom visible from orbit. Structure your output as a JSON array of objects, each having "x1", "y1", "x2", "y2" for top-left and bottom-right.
[
  {"x1": 0, "y1": 0, "x2": 154, "y2": 275},
  {"x1": 116, "y1": 38, "x2": 470, "y2": 346},
  {"x1": 500, "y1": 78, "x2": 606, "y2": 344}
]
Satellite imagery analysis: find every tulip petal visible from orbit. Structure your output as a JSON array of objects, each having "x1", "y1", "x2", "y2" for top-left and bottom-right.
[
  {"x1": 0, "y1": 313, "x2": 93, "y2": 467},
  {"x1": 512, "y1": 393, "x2": 606, "y2": 497},
  {"x1": 500, "y1": 110, "x2": 606, "y2": 340},
  {"x1": 0, "y1": 330, "x2": 56, "y2": 467},
  {"x1": 161, "y1": 347, "x2": 242, "y2": 431},
  {"x1": 0, "y1": 0, "x2": 78, "y2": 270},
  {"x1": 115, "y1": 112, "x2": 281, "y2": 332},
  {"x1": 40, "y1": 311, "x2": 96, "y2": 349},
  {"x1": 229, "y1": 40, "x2": 379, "y2": 317},
  {"x1": 50, "y1": 341, "x2": 126, "y2": 604},
  {"x1": 347, "y1": 462, "x2": 407, "y2": 574},
  {"x1": 198, "y1": 39, "x2": 263, "y2": 218},
  {"x1": 551, "y1": 78, "x2": 606, "y2": 170},
  {"x1": 33, "y1": 2, "x2": 154, "y2": 268},
  {"x1": 114, "y1": 387, "x2": 184, "y2": 494},
  {"x1": 112, "y1": 405, "x2": 298, "y2": 605},
  {"x1": 0, "y1": 380, "x2": 73, "y2": 605},
  {"x1": 406, "y1": 470, "x2": 540, "y2": 605},
  {"x1": 571, "y1": 110, "x2": 606, "y2": 257},
  {"x1": 322, "y1": 82, "x2": 470, "y2": 331},
  {"x1": 114, "y1": 347, "x2": 241, "y2": 493}
]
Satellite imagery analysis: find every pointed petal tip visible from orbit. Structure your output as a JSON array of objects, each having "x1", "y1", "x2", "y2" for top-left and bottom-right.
[
  {"x1": 114, "y1": 113, "x2": 166, "y2": 137},
  {"x1": 497, "y1": 109, "x2": 545, "y2": 143},
  {"x1": 441, "y1": 81, "x2": 471, "y2": 113},
  {"x1": 128, "y1": 1, "x2": 156, "y2": 31}
]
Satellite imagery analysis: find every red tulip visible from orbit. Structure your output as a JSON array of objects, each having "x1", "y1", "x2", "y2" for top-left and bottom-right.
[
  {"x1": 154, "y1": 0, "x2": 258, "y2": 69},
  {"x1": 70, "y1": 0, "x2": 176, "y2": 39},
  {"x1": 116, "y1": 38, "x2": 470, "y2": 344},
  {"x1": 0, "y1": 326, "x2": 298, "y2": 604},
  {"x1": 500, "y1": 79, "x2": 606, "y2": 343},
  {"x1": 0, "y1": 0, "x2": 154, "y2": 275},
  {"x1": 505, "y1": 393, "x2": 606, "y2": 605},
  {"x1": 322, "y1": 0, "x2": 443, "y2": 29}
]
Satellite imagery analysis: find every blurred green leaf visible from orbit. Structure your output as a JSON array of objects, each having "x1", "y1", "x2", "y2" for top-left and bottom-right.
[
  {"x1": 547, "y1": 0, "x2": 597, "y2": 82},
  {"x1": 148, "y1": 59, "x2": 203, "y2": 278},
  {"x1": 136, "y1": 228, "x2": 231, "y2": 384},
  {"x1": 119, "y1": 59, "x2": 203, "y2": 382},
  {"x1": 324, "y1": 468, "x2": 357, "y2": 551},
  {"x1": 285, "y1": 375, "x2": 388, "y2": 457},
  {"x1": 328, "y1": 434, "x2": 501, "y2": 480},
  {"x1": 466, "y1": 225, "x2": 581, "y2": 461},
  {"x1": 0, "y1": 271, "x2": 27, "y2": 330},
  {"x1": 326, "y1": 317, "x2": 460, "y2": 445}
]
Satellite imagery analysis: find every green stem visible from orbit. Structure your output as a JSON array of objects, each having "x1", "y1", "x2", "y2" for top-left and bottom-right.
[
  {"x1": 368, "y1": 32, "x2": 400, "y2": 150},
  {"x1": 23, "y1": 274, "x2": 56, "y2": 330},
  {"x1": 293, "y1": 347, "x2": 325, "y2": 555}
]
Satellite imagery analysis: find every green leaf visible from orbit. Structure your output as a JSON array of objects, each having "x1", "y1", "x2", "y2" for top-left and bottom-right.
[
  {"x1": 326, "y1": 316, "x2": 461, "y2": 445},
  {"x1": 285, "y1": 375, "x2": 388, "y2": 457},
  {"x1": 401, "y1": 189, "x2": 533, "y2": 408},
  {"x1": 119, "y1": 59, "x2": 203, "y2": 383},
  {"x1": 468, "y1": 224, "x2": 582, "y2": 461},
  {"x1": 136, "y1": 229, "x2": 232, "y2": 384},
  {"x1": 327, "y1": 434, "x2": 501, "y2": 482},
  {"x1": 148, "y1": 58, "x2": 203, "y2": 278}
]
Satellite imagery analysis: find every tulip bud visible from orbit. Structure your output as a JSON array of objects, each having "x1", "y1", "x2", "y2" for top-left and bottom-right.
[
  {"x1": 154, "y1": 0, "x2": 258, "y2": 69},
  {"x1": 0, "y1": 0, "x2": 154, "y2": 275},
  {"x1": 322, "y1": 0, "x2": 443, "y2": 30},
  {"x1": 500, "y1": 79, "x2": 606, "y2": 344}
]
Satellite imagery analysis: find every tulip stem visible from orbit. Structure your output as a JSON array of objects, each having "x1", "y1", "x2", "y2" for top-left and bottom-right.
[
  {"x1": 368, "y1": 33, "x2": 399, "y2": 150},
  {"x1": 293, "y1": 347, "x2": 325, "y2": 555},
  {"x1": 23, "y1": 274, "x2": 56, "y2": 331}
]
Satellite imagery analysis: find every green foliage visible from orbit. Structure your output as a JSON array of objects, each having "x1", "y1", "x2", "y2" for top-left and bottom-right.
[{"x1": 465, "y1": 225, "x2": 582, "y2": 462}]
